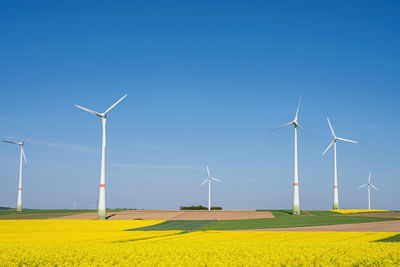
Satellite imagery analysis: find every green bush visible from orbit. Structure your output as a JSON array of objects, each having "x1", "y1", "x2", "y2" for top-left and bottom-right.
[
  {"x1": 180, "y1": 205, "x2": 207, "y2": 210},
  {"x1": 179, "y1": 205, "x2": 222, "y2": 210}
]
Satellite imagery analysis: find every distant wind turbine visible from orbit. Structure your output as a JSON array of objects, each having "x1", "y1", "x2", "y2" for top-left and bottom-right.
[
  {"x1": 322, "y1": 118, "x2": 358, "y2": 210},
  {"x1": 200, "y1": 166, "x2": 222, "y2": 211},
  {"x1": 75, "y1": 94, "x2": 127, "y2": 220},
  {"x1": 2, "y1": 139, "x2": 27, "y2": 212},
  {"x1": 358, "y1": 172, "x2": 378, "y2": 210},
  {"x1": 270, "y1": 96, "x2": 308, "y2": 215}
]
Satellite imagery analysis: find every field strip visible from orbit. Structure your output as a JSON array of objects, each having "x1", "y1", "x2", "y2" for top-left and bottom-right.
[
  {"x1": 236, "y1": 220, "x2": 400, "y2": 232},
  {"x1": 53, "y1": 210, "x2": 274, "y2": 220}
]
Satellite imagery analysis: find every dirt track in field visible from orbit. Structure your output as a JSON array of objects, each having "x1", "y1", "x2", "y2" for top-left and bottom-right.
[
  {"x1": 244, "y1": 220, "x2": 400, "y2": 232},
  {"x1": 52, "y1": 210, "x2": 275, "y2": 220}
]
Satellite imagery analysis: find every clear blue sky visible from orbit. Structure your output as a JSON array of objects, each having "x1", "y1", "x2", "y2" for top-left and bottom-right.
[{"x1": 1, "y1": 1, "x2": 399, "y2": 210}]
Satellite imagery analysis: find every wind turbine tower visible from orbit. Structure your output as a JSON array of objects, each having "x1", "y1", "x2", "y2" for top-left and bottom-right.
[
  {"x1": 75, "y1": 94, "x2": 127, "y2": 220},
  {"x1": 270, "y1": 96, "x2": 308, "y2": 215},
  {"x1": 358, "y1": 172, "x2": 378, "y2": 210},
  {"x1": 200, "y1": 166, "x2": 222, "y2": 211},
  {"x1": 322, "y1": 118, "x2": 358, "y2": 210},
  {"x1": 2, "y1": 139, "x2": 27, "y2": 212}
]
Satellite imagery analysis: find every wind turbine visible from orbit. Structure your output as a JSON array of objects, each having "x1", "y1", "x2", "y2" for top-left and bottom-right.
[
  {"x1": 358, "y1": 172, "x2": 378, "y2": 210},
  {"x1": 270, "y1": 96, "x2": 308, "y2": 215},
  {"x1": 322, "y1": 118, "x2": 358, "y2": 210},
  {"x1": 2, "y1": 139, "x2": 27, "y2": 212},
  {"x1": 200, "y1": 166, "x2": 222, "y2": 211},
  {"x1": 75, "y1": 94, "x2": 127, "y2": 220}
]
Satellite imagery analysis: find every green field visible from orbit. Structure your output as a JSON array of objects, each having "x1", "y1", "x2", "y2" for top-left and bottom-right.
[
  {"x1": 204, "y1": 215, "x2": 390, "y2": 230},
  {"x1": 0, "y1": 209, "x2": 133, "y2": 220},
  {"x1": 132, "y1": 210, "x2": 394, "y2": 231}
]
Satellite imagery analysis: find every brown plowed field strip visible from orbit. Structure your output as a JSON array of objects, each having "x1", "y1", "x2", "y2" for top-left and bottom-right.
[
  {"x1": 241, "y1": 220, "x2": 400, "y2": 232},
  {"x1": 52, "y1": 210, "x2": 274, "y2": 220}
]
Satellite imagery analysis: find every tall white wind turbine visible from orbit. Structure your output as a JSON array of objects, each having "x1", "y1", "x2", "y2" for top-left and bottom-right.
[
  {"x1": 200, "y1": 166, "x2": 222, "y2": 211},
  {"x1": 358, "y1": 172, "x2": 378, "y2": 210},
  {"x1": 75, "y1": 94, "x2": 127, "y2": 220},
  {"x1": 322, "y1": 118, "x2": 358, "y2": 210},
  {"x1": 2, "y1": 139, "x2": 27, "y2": 212},
  {"x1": 270, "y1": 96, "x2": 308, "y2": 215}
]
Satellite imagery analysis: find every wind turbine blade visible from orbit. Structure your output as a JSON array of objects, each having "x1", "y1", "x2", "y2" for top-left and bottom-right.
[
  {"x1": 269, "y1": 122, "x2": 292, "y2": 132},
  {"x1": 358, "y1": 184, "x2": 367, "y2": 189},
  {"x1": 295, "y1": 95, "x2": 302, "y2": 120},
  {"x1": 327, "y1": 118, "x2": 335, "y2": 137},
  {"x1": 336, "y1": 137, "x2": 358, "y2": 143},
  {"x1": 2, "y1": 140, "x2": 18, "y2": 145},
  {"x1": 297, "y1": 124, "x2": 312, "y2": 139},
  {"x1": 370, "y1": 184, "x2": 378, "y2": 191},
  {"x1": 22, "y1": 130, "x2": 32, "y2": 144},
  {"x1": 75, "y1": 105, "x2": 103, "y2": 117},
  {"x1": 21, "y1": 147, "x2": 27, "y2": 164},
  {"x1": 206, "y1": 166, "x2": 210, "y2": 177},
  {"x1": 211, "y1": 177, "x2": 222, "y2": 182},
  {"x1": 104, "y1": 94, "x2": 127, "y2": 114},
  {"x1": 200, "y1": 178, "x2": 209, "y2": 186},
  {"x1": 368, "y1": 172, "x2": 371, "y2": 184},
  {"x1": 322, "y1": 140, "x2": 335, "y2": 155}
]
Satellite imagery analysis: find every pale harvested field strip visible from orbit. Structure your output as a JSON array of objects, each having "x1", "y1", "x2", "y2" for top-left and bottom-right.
[
  {"x1": 243, "y1": 220, "x2": 400, "y2": 232},
  {"x1": 53, "y1": 210, "x2": 274, "y2": 220}
]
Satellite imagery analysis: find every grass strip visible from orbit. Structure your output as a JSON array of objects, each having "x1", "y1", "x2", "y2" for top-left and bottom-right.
[
  {"x1": 0, "y1": 209, "x2": 97, "y2": 219},
  {"x1": 0, "y1": 209, "x2": 96, "y2": 216}
]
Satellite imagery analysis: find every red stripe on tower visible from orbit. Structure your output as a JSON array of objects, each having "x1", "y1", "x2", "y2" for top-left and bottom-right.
[
  {"x1": 293, "y1": 183, "x2": 298, "y2": 186},
  {"x1": 100, "y1": 184, "x2": 105, "y2": 188},
  {"x1": 18, "y1": 188, "x2": 22, "y2": 191},
  {"x1": 333, "y1": 185, "x2": 338, "y2": 188}
]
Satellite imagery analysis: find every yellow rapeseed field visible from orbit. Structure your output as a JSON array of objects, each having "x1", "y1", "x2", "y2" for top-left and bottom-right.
[
  {"x1": 330, "y1": 209, "x2": 389, "y2": 214},
  {"x1": 0, "y1": 220, "x2": 399, "y2": 266}
]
